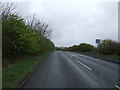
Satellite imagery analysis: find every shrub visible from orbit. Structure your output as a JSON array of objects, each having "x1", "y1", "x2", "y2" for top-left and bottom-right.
[
  {"x1": 2, "y1": 14, "x2": 55, "y2": 61},
  {"x1": 79, "y1": 43, "x2": 95, "y2": 52},
  {"x1": 63, "y1": 43, "x2": 95, "y2": 52},
  {"x1": 98, "y1": 39, "x2": 118, "y2": 55}
]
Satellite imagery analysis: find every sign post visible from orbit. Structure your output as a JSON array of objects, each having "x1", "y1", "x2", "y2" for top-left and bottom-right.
[{"x1": 96, "y1": 39, "x2": 101, "y2": 54}]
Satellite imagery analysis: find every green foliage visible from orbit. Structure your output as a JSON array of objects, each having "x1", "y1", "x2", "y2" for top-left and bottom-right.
[
  {"x1": 64, "y1": 43, "x2": 95, "y2": 52},
  {"x1": 2, "y1": 6, "x2": 55, "y2": 88},
  {"x1": 98, "y1": 39, "x2": 118, "y2": 55},
  {"x1": 3, "y1": 52, "x2": 50, "y2": 88},
  {"x1": 2, "y1": 14, "x2": 55, "y2": 61},
  {"x1": 64, "y1": 39, "x2": 120, "y2": 56},
  {"x1": 118, "y1": 43, "x2": 120, "y2": 56},
  {"x1": 79, "y1": 43, "x2": 95, "y2": 52}
]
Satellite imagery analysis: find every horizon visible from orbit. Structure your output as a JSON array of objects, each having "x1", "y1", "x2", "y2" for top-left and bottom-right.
[{"x1": 13, "y1": 1, "x2": 118, "y2": 47}]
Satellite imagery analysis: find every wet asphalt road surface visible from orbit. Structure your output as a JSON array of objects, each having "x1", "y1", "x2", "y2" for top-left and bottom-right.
[{"x1": 22, "y1": 51, "x2": 119, "y2": 88}]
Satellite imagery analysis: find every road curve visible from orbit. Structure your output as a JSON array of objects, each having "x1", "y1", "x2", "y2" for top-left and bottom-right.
[{"x1": 22, "y1": 51, "x2": 119, "y2": 88}]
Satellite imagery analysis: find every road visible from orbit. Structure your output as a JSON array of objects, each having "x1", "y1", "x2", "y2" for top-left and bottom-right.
[{"x1": 22, "y1": 51, "x2": 119, "y2": 88}]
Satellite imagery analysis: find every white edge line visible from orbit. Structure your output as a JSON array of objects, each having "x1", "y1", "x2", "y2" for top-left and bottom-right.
[
  {"x1": 76, "y1": 60, "x2": 92, "y2": 71},
  {"x1": 115, "y1": 85, "x2": 120, "y2": 89}
]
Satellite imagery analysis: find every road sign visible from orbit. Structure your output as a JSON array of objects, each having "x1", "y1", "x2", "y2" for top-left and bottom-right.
[{"x1": 96, "y1": 39, "x2": 101, "y2": 44}]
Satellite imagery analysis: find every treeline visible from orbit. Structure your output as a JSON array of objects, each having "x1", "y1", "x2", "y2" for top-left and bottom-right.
[
  {"x1": 1, "y1": 3, "x2": 55, "y2": 62},
  {"x1": 63, "y1": 43, "x2": 96, "y2": 52},
  {"x1": 98, "y1": 39, "x2": 120, "y2": 55},
  {"x1": 58, "y1": 39, "x2": 120, "y2": 56}
]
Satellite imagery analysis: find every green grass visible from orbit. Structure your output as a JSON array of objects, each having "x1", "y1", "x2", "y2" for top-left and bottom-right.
[
  {"x1": 2, "y1": 52, "x2": 51, "y2": 88},
  {"x1": 103, "y1": 54, "x2": 120, "y2": 59},
  {"x1": 86, "y1": 52, "x2": 120, "y2": 59},
  {"x1": 86, "y1": 52, "x2": 97, "y2": 55}
]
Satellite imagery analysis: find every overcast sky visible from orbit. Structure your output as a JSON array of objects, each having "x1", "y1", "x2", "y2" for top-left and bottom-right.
[{"x1": 15, "y1": 0, "x2": 118, "y2": 47}]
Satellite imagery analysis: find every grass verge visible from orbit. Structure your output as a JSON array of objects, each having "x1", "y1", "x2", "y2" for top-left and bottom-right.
[
  {"x1": 86, "y1": 52, "x2": 120, "y2": 59},
  {"x1": 103, "y1": 54, "x2": 120, "y2": 59},
  {"x1": 2, "y1": 51, "x2": 51, "y2": 88}
]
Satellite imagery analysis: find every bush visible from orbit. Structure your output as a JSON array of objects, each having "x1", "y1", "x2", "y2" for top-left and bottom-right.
[
  {"x1": 63, "y1": 43, "x2": 95, "y2": 52},
  {"x1": 98, "y1": 39, "x2": 118, "y2": 55},
  {"x1": 118, "y1": 43, "x2": 120, "y2": 56},
  {"x1": 79, "y1": 43, "x2": 95, "y2": 52},
  {"x1": 2, "y1": 14, "x2": 55, "y2": 61}
]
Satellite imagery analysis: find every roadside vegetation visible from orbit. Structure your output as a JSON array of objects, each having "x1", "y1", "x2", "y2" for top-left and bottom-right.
[
  {"x1": 57, "y1": 40, "x2": 120, "y2": 59},
  {"x1": 63, "y1": 43, "x2": 96, "y2": 52},
  {"x1": 3, "y1": 52, "x2": 50, "y2": 88},
  {"x1": 1, "y1": 3, "x2": 55, "y2": 88}
]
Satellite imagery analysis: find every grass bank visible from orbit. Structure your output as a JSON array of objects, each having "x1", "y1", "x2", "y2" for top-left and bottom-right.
[
  {"x1": 76, "y1": 51, "x2": 120, "y2": 64},
  {"x1": 2, "y1": 51, "x2": 52, "y2": 88},
  {"x1": 86, "y1": 52, "x2": 120, "y2": 59}
]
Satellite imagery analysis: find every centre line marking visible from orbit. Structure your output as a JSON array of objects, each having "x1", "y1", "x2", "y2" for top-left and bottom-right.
[
  {"x1": 76, "y1": 60, "x2": 92, "y2": 70},
  {"x1": 71, "y1": 54, "x2": 76, "y2": 56},
  {"x1": 115, "y1": 85, "x2": 120, "y2": 89}
]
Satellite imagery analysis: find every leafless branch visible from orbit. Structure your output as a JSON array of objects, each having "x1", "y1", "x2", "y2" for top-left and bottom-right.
[
  {"x1": 0, "y1": 2, "x2": 16, "y2": 20},
  {"x1": 26, "y1": 15, "x2": 52, "y2": 38}
]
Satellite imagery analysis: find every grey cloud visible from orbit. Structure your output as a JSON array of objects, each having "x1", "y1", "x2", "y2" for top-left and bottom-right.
[{"x1": 16, "y1": 1, "x2": 118, "y2": 47}]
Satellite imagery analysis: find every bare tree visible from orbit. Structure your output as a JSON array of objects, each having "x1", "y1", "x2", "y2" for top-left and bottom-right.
[
  {"x1": 26, "y1": 15, "x2": 52, "y2": 39},
  {"x1": 0, "y1": 2, "x2": 16, "y2": 20},
  {"x1": 40, "y1": 23, "x2": 52, "y2": 38},
  {"x1": 0, "y1": 2, "x2": 52, "y2": 38},
  {"x1": 26, "y1": 14, "x2": 36, "y2": 30}
]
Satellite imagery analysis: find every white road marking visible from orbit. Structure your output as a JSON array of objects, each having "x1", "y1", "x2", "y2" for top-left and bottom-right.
[
  {"x1": 76, "y1": 60, "x2": 92, "y2": 70},
  {"x1": 115, "y1": 85, "x2": 120, "y2": 89},
  {"x1": 71, "y1": 54, "x2": 76, "y2": 56},
  {"x1": 99, "y1": 74, "x2": 102, "y2": 77}
]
